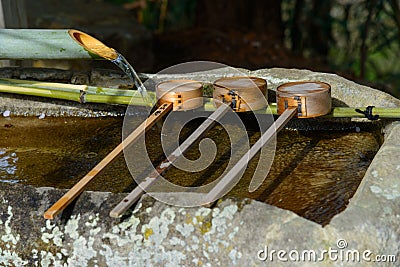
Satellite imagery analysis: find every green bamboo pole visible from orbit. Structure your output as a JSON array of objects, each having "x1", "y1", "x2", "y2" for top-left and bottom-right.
[
  {"x1": 0, "y1": 84, "x2": 81, "y2": 102},
  {"x1": 203, "y1": 101, "x2": 400, "y2": 118},
  {"x1": 0, "y1": 78, "x2": 155, "y2": 105},
  {"x1": 0, "y1": 78, "x2": 88, "y2": 92},
  {"x1": 0, "y1": 78, "x2": 135, "y2": 96},
  {"x1": 0, "y1": 78, "x2": 399, "y2": 118},
  {"x1": 0, "y1": 29, "x2": 116, "y2": 60}
]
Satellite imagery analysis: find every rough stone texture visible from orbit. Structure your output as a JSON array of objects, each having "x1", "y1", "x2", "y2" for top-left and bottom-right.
[
  {"x1": 252, "y1": 68, "x2": 400, "y2": 108},
  {"x1": 1, "y1": 68, "x2": 400, "y2": 266},
  {"x1": 150, "y1": 67, "x2": 400, "y2": 107},
  {"x1": 0, "y1": 92, "x2": 128, "y2": 117},
  {"x1": 0, "y1": 67, "x2": 144, "y2": 89}
]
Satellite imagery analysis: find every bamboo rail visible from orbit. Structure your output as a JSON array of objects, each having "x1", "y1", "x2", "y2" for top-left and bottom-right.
[
  {"x1": 1, "y1": 78, "x2": 399, "y2": 118},
  {"x1": 0, "y1": 78, "x2": 155, "y2": 105}
]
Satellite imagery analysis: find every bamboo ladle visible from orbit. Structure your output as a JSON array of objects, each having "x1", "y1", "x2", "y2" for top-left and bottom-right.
[
  {"x1": 110, "y1": 76, "x2": 269, "y2": 216},
  {"x1": 203, "y1": 81, "x2": 332, "y2": 204},
  {"x1": 44, "y1": 79, "x2": 207, "y2": 219},
  {"x1": 110, "y1": 79, "x2": 231, "y2": 217},
  {"x1": 43, "y1": 102, "x2": 172, "y2": 219}
]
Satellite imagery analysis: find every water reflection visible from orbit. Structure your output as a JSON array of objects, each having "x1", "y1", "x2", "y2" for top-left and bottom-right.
[
  {"x1": 0, "y1": 116, "x2": 381, "y2": 225},
  {"x1": 0, "y1": 148, "x2": 19, "y2": 183},
  {"x1": 0, "y1": 117, "x2": 133, "y2": 191}
]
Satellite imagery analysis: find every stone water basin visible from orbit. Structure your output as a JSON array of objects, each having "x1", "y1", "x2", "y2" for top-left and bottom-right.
[
  {"x1": 1, "y1": 68, "x2": 400, "y2": 266},
  {"x1": 0, "y1": 114, "x2": 381, "y2": 226}
]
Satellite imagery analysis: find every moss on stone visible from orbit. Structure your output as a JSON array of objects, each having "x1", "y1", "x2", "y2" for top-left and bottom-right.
[{"x1": 143, "y1": 227, "x2": 154, "y2": 240}]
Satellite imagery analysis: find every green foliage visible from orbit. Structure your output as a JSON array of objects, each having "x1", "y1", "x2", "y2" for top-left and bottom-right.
[
  {"x1": 163, "y1": 0, "x2": 196, "y2": 31},
  {"x1": 105, "y1": 0, "x2": 196, "y2": 32},
  {"x1": 283, "y1": 0, "x2": 400, "y2": 98},
  {"x1": 104, "y1": 0, "x2": 133, "y2": 4},
  {"x1": 108, "y1": 0, "x2": 400, "y2": 97}
]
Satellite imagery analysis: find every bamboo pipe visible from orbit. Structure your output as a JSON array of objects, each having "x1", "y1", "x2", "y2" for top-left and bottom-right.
[
  {"x1": 0, "y1": 29, "x2": 116, "y2": 60},
  {"x1": 67, "y1": 29, "x2": 151, "y2": 104},
  {"x1": 43, "y1": 102, "x2": 173, "y2": 219},
  {"x1": 68, "y1": 29, "x2": 118, "y2": 60},
  {"x1": 0, "y1": 29, "x2": 151, "y2": 105}
]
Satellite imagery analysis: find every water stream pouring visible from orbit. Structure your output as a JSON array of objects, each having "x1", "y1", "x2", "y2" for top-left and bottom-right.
[
  {"x1": 68, "y1": 30, "x2": 154, "y2": 107},
  {"x1": 43, "y1": 30, "x2": 164, "y2": 219}
]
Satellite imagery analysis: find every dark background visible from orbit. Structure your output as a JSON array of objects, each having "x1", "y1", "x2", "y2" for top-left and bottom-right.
[{"x1": 23, "y1": 0, "x2": 400, "y2": 98}]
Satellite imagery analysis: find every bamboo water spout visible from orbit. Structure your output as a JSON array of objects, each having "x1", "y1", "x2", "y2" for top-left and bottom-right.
[
  {"x1": 67, "y1": 30, "x2": 118, "y2": 60},
  {"x1": 0, "y1": 29, "x2": 153, "y2": 104},
  {"x1": 67, "y1": 29, "x2": 152, "y2": 105},
  {"x1": 0, "y1": 29, "x2": 111, "y2": 60}
]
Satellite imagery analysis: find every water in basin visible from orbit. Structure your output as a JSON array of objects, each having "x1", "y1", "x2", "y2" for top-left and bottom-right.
[{"x1": 0, "y1": 115, "x2": 380, "y2": 225}]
